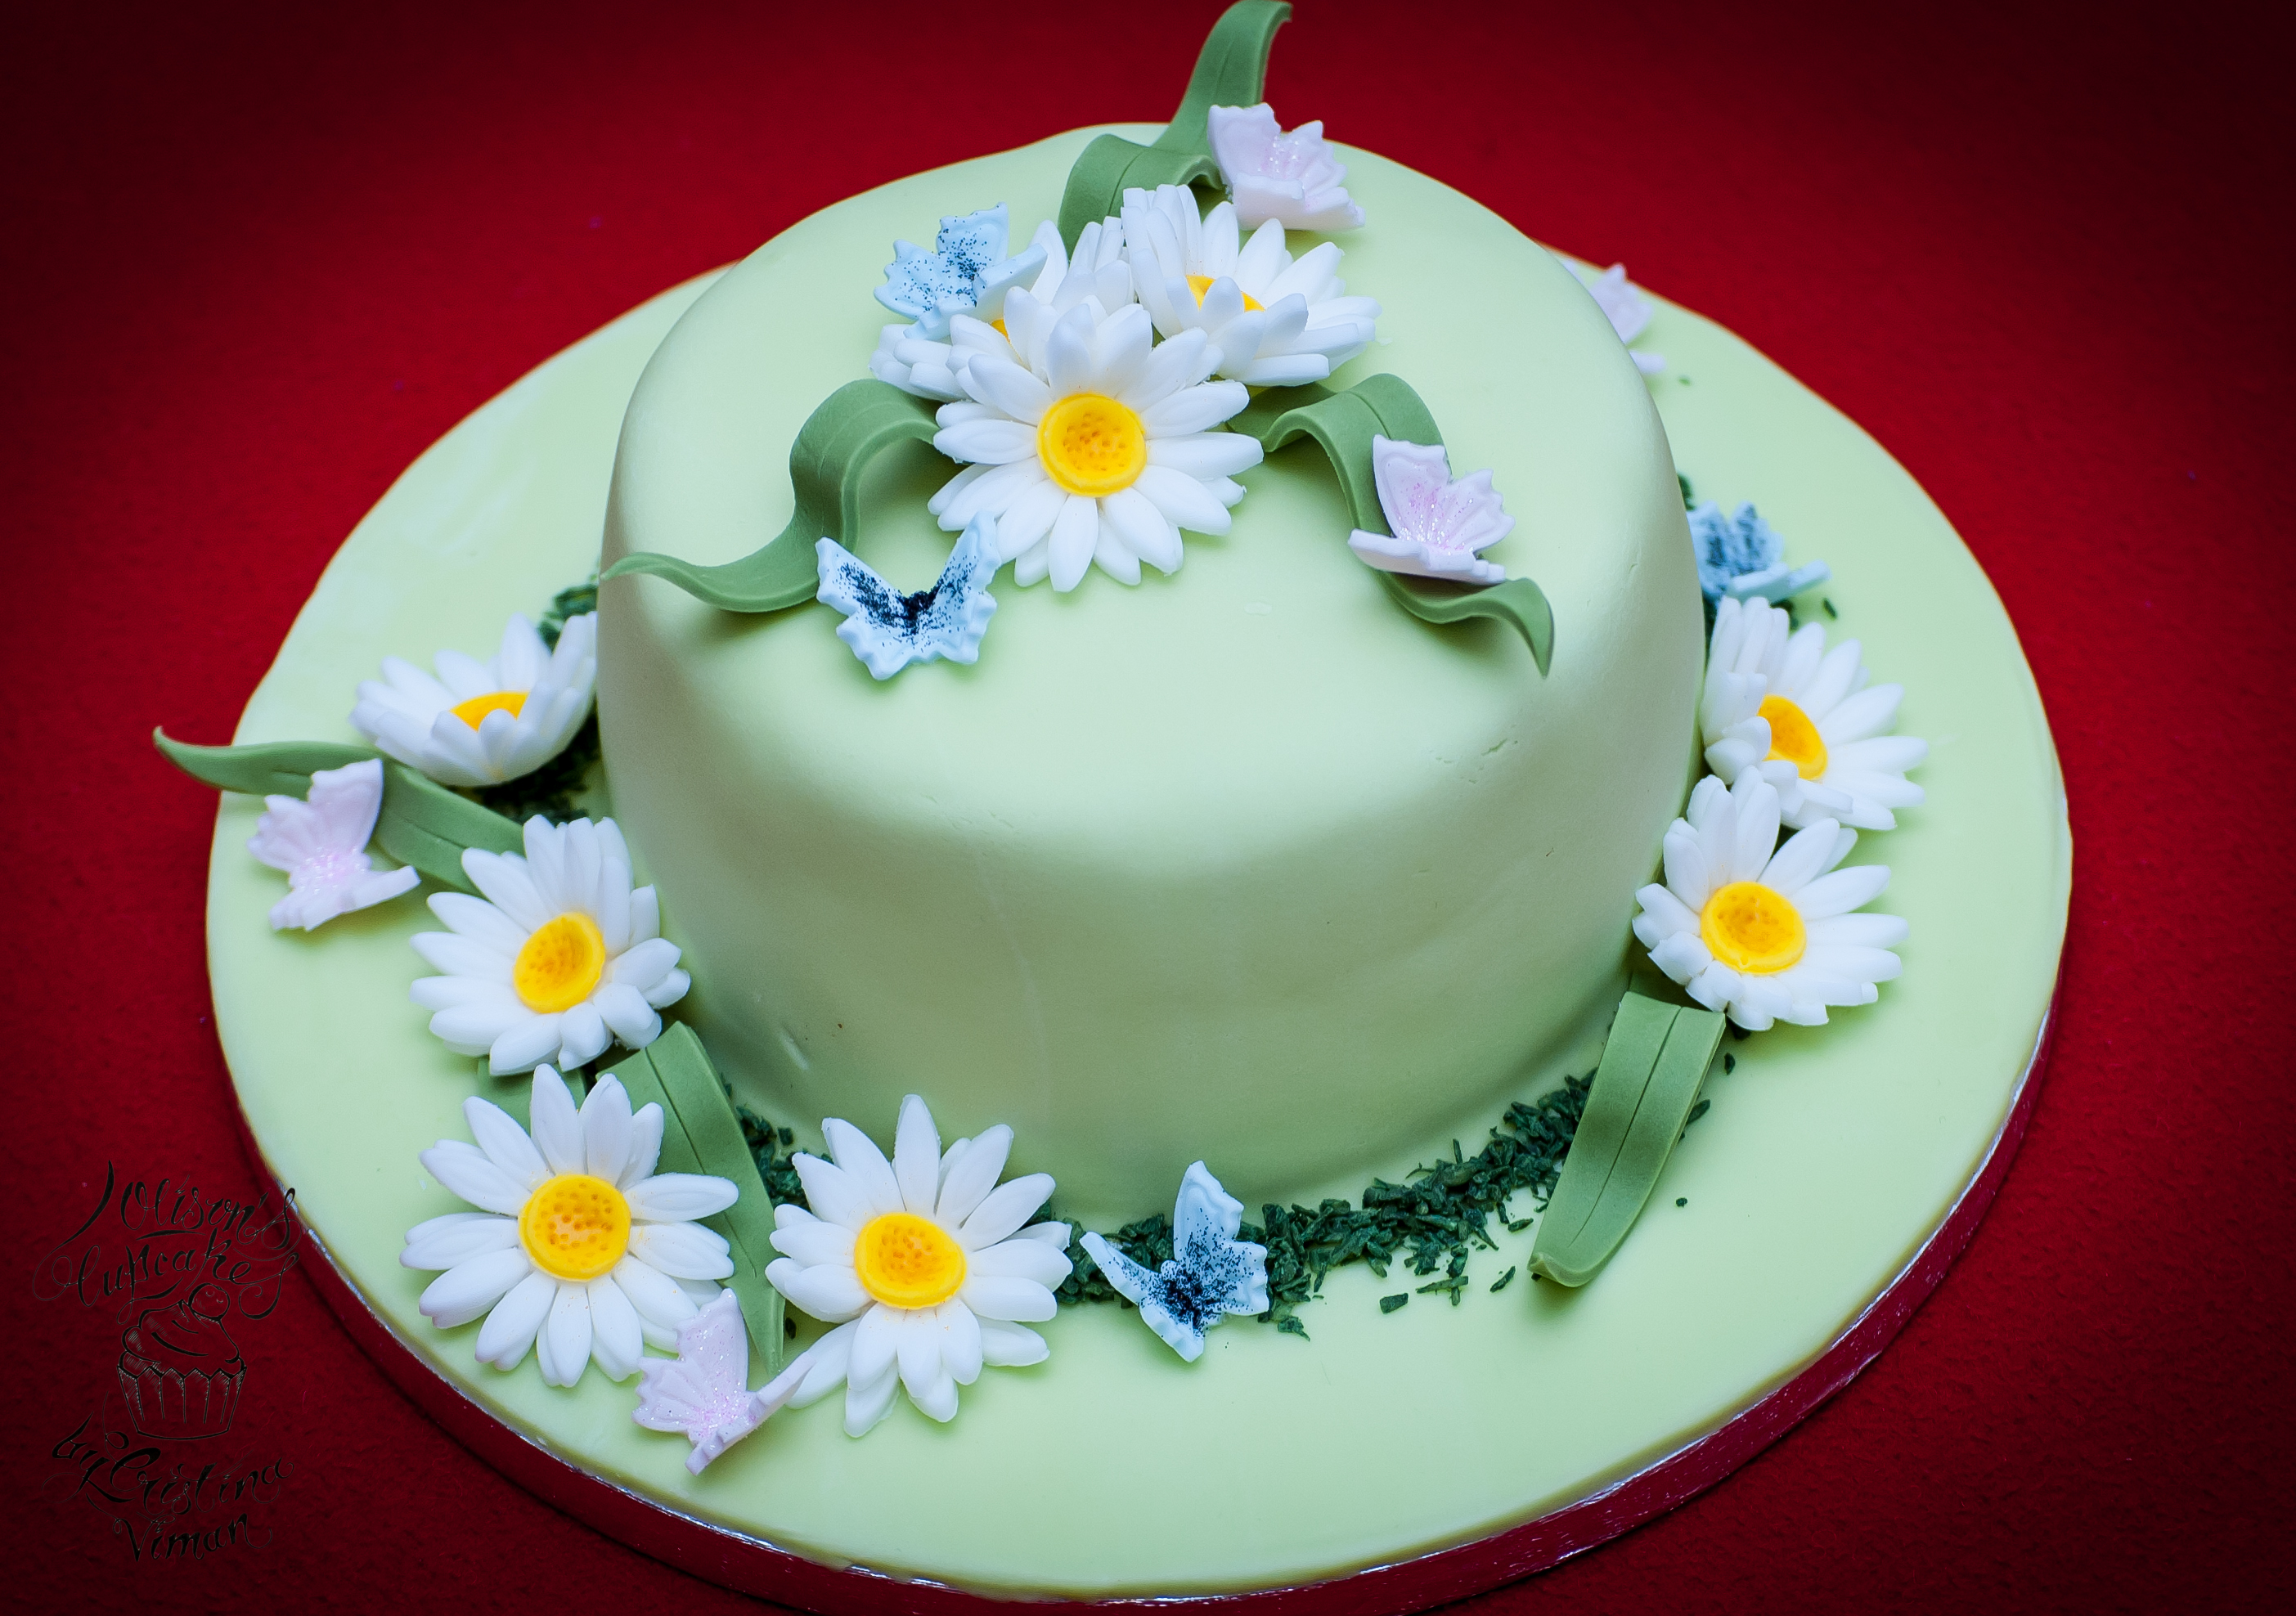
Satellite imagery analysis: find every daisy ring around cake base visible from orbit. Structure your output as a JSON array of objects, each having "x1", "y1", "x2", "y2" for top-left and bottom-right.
[
  {"x1": 403, "y1": 1065, "x2": 739, "y2": 1386},
  {"x1": 927, "y1": 292, "x2": 1262, "y2": 591},
  {"x1": 1699, "y1": 595, "x2": 1927, "y2": 831},
  {"x1": 409, "y1": 815, "x2": 689, "y2": 1075},
  {"x1": 351, "y1": 609, "x2": 597, "y2": 788},
  {"x1": 1632, "y1": 774, "x2": 1907, "y2": 1032},
  {"x1": 765, "y1": 1094, "x2": 1073, "y2": 1438}
]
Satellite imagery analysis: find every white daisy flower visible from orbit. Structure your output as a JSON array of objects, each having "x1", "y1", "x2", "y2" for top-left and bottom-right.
[
  {"x1": 409, "y1": 815, "x2": 689, "y2": 1075},
  {"x1": 351, "y1": 612, "x2": 597, "y2": 788},
  {"x1": 925, "y1": 290, "x2": 1262, "y2": 591},
  {"x1": 1205, "y1": 102, "x2": 1366, "y2": 234},
  {"x1": 765, "y1": 1094, "x2": 1072, "y2": 1438},
  {"x1": 1632, "y1": 774, "x2": 1906, "y2": 1032},
  {"x1": 405, "y1": 1065, "x2": 738, "y2": 1385},
  {"x1": 1572, "y1": 263, "x2": 1666, "y2": 377},
  {"x1": 1701, "y1": 596, "x2": 1929, "y2": 832},
  {"x1": 1121, "y1": 183, "x2": 1378, "y2": 386},
  {"x1": 871, "y1": 216, "x2": 1133, "y2": 404}
]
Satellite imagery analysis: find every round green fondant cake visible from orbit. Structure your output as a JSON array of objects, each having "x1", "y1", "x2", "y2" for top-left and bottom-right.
[
  {"x1": 599, "y1": 129, "x2": 1699, "y2": 1226},
  {"x1": 191, "y1": 6, "x2": 2069, "y2": 1599}
]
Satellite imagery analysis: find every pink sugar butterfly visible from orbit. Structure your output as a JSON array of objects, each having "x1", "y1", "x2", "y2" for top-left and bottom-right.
[
  {"x1": 632, "y1": 1291, "x2": 811, "y2": 1475},
  {"x1": 1346, "y1": 436, "x2": 1514, "y2": 587},
  {"x1": 247, "y1": 757, "x2": 421, "y2": 931}
]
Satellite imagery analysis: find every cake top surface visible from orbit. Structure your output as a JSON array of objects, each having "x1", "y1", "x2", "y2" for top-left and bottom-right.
[{"x1": 601, "y1": 127, "x2": 1692, "y2": 862}]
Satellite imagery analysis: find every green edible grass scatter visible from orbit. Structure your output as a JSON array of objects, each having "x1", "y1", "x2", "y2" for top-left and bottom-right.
[{"x1": 1054, "y1": 1075, "x2": 1593, "y2": 1335}]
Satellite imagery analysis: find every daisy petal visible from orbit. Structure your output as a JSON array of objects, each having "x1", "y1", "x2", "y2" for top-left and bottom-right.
[{"x1": 474, "y1": 1271, "x2": 557, "y2": 1368}]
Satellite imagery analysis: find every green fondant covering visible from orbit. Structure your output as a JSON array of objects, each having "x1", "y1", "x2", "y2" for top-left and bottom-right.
[
  {"x1": 155, "y1": 729, "x2": 520, "y2": 891},
  {"x1": 606, "y1": 1024, "x2": 789, "y2": 1370},
  {"x1": 600, "y1": 379, "x2": 938, "y2": 613},
  {"x1": 600, "y1": 131, "x2": 1698, "y2": 1225},
  {"x1": 1054, "y1": 1, "x2": 1288, "y2": 245},
  {"x1": 1530, "y1": 994, "x2": 1727, "y2": 1286},
  {"x1": 204, "y1": 176, "x2": 2069, "y2": 1597}
]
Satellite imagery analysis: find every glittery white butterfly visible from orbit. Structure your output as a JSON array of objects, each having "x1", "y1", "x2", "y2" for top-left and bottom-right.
[
  {"x1": 875, "y1": 204, "x2": 1049, "y2": 342},
  {"x1": 246, "y1": 757, "x2": 421, "y2": 931},
  {"x1": 1082, "y1": 1162, "x2": 1270, "y2": 1362},
  {"x1": 1346, "y1": 435, "x2": 1514, "y2": 587},
  {"x1": 815, "y1": 514, "x2": 1000, "y2": 680},
  {"x1": 631, "y1": 1291, "x2": 811, "y2": 1475}
]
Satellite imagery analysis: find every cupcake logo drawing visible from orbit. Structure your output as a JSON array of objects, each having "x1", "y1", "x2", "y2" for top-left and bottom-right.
[
  {"x1": 117, "y1": 1283, "x2": 247, "y2": 1440},
  {"x1": 37, "y1": 1161, "x2": 302, "y2": 1562}
]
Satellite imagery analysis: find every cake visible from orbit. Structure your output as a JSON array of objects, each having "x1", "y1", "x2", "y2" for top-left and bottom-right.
[
  {"x1": 164, "y1": 1, "x2": 2069, "y2": 1602},
  {"x1": 595, "y1": 105, "x2": 1701, "y2": 1228},
  {"x1": 119, "y1": 1286, "x2": 245, "y2": 1440}
]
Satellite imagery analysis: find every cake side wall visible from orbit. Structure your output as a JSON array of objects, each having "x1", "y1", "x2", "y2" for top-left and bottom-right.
[{"x1": 596, "y1": 135, "x2": 1701, "y2": 1222}]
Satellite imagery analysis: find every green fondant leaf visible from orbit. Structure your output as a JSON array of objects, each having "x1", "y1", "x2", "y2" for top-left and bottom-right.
[
  {"x1": 1378, "y1": 573, "x2": 1556, "y2": 674},
  {"x1": 610, "y1": 1025, "x2": 789, "y2": 1371},
  {"x1": 1527, "y1": 992, "x2": 1725, "y2": 1286},
  {"x1": 153, "y1": 729, "x2": 521, "y2": 892},
  {"x1": 1236, "y1": 377, "x2": 1556, "y2": 671},
  {"x1": 1054, "y1": 1, "x2": 1292, "y2": 245},
  {"x1": 1055, "y1": 138, "x2": 1221, "y2": 251},
  {"x1": 153, "y1": 733, "x2": 372, "y2": 797},
  {"x1": 600, "y1": 380, "x2": 940, "y2": 613}
]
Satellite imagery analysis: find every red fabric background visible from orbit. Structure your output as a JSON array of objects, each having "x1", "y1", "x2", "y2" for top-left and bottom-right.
[{"x1": 6, "y1": 0, "x2": 2289, "y2": 1608}]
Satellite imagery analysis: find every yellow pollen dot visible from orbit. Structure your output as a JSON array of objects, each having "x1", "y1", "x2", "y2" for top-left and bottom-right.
[
  {"x1": 1036, "y1": 393, "x2": 1148, "y2": 497},
  {"x1": 853, "y1": 1211, "x2": 967, "y2": 1309},
  {"x1": 990, "y1": 316, "x2": 1008, "y2": 338},
  {"x1": 513, "y1": 913, "x2": 607, "y2": 1013},
  {"x1": 519, "y1": 1174, "x2": 631, "y2": 1282},
  {"x1": 449, "y1": 689, "x2": 528, "y2": 729},
  {"x1": 1186, "y1": 273, "x2": 1264, "y2": 312},
  {"x1": 1700, "y1": 881, "x2": 1808, "y2": 975},
  {"x1": 1759, "y1": 694, "x2": 1828, "y2": 779}
]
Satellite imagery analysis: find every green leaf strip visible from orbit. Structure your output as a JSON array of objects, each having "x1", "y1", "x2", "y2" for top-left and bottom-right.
[
  {"x1": 1235, "y1": 376, "x2": 1557, "y2": 671},
  {"x1": 153, "y1": 730, "x2": 522, "y2": 893},
  {"x1": 599, "y1": 379, "x2": 941, "y2": 613},
  {"x1": 1527, "y1": 992, "x2": 1725, "y2": 1286},
  {"x1": 1055, "y1": 1, "x2": 1291, "y2": 245},
  {"x1": 607, "y1": 1023, "x2": 789, "y2": 1370}
]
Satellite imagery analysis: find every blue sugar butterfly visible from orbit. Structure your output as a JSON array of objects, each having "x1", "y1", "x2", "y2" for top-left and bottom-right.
[
  {"x1": 1082, "y1": 1162, "x2": 1270, "y2": 1362},
  {"x1": 1689, "y1": 499, "x2": 1830, "y2": 608},
  {"x1": 875, "y1": 203, "x2": 1047, "y2": 341},
  {"x1": 814, "y1": 515, "x2": 1000, "y2": 680}
]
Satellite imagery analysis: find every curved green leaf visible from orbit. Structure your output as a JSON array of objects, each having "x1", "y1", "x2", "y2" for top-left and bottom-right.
[
  {"x1": 1055, "y1": 139, "x2": 1222, "y2": 253},
  {"x1": 1528, "y1": 993, "x2": 1725, "y2": 1286},
  {"x1": 153, "y1": 729, "x2": 523, "y2": 892},
  {"x1": 601, "y1": 379, "x2": 941, "y2": 613},
  {"x1": 1056, "y1": 1, "x2": 1292, "y2": 245},
  {"x1": 607, "y1": 1024, "x2": 789, "y2": 1370},
  {"x1": 1237, "y1": 375, "x2": 1556, "y2": 671},
  {"x1": 153, "y1": 734, "x2": 373, "y2": 796}
]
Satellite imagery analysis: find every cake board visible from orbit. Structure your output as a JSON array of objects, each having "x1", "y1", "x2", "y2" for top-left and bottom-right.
[{"x1": 203, "y1": 144, "x2": 2071, "y2": 1604}]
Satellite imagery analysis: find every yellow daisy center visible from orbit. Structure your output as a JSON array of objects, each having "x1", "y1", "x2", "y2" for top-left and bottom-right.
[
  {"x1": 519, "y1": 1174, "x2": 631, "y2": 1281},
  {"x1": 1700, "y1": 881, "x2": 1807, "y2": 975},
  {"x1": 450, "y1": 689, "x2": 528, "y2": 729},
  {"x1": 1759, "y1": 694, "x2": 1828, "y2": 779},
  {"x1": 1187, "y1": 273, "x2": 1264, "y2": 312},
  {"x1": 513, "y1": 913, "x2": 606, "y2": 1013},
  {"x1": 1037, "y1": 393, "x2": 1148, "y2": 496},
  {"x1": 853, "y1": 1211, "x2": 967, "y2": 1309}
]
